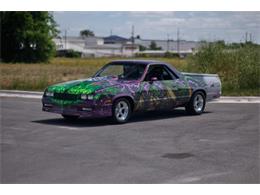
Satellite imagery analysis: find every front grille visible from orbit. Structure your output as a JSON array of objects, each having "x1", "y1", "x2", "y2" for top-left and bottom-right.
[{"x1": 54, "y1": 93, "x2": 80, "y2": 100}]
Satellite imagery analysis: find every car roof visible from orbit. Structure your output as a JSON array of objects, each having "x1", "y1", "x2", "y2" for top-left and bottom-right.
[
  {"x1": 108, "y1": 59, "x2": 164, "y2": 65},
  {"x1": 104, "y1": 59, "x2": 181, "y2": 78}
]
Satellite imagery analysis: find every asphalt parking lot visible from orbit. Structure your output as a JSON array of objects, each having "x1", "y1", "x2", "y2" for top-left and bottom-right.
[{"x1": 0, "y1": 97, "x2": 259, "y2": 183}]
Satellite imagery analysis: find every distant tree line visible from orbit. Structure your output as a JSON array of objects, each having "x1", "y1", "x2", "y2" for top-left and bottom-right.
[
  {"x1": 80, "y1": 29, "x2": 95, "y2": 37},
  {"x1": 139, "y1": 40, "x2": 162, "y2": 51}
]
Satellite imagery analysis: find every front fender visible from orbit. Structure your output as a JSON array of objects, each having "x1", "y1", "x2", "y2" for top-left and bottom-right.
[{"x1": 112, "y1": 93, "x2": 135, "y2": 103}]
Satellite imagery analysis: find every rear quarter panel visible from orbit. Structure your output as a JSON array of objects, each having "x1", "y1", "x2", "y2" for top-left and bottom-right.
[{"x1": 183, "y1": 73, "x2": 221, "y2": 101}]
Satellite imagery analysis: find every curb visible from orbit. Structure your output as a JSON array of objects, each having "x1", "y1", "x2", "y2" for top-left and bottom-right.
[
  {"x1": 0, "y1": 90, "x2": 259, "y2": 103},
  {"x1": 210, "y1": 96, "x2": 260, "y2": 103},
  {"x1": 0, "y1": 90, "x2": 43, "y2": 99},
  {"x1": 0, "y1": 90, "x2": 43, "y2": 95}
]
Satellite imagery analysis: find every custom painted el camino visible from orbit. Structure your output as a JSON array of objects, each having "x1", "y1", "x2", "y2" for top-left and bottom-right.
[{"x1": 42, "y1": 60, "x2": 221, "y2": 123}]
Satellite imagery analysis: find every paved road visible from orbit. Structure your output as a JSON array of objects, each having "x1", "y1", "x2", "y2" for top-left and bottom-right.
[{"x1": 0, "y1": 97, "x2": 259, "y2": 183}]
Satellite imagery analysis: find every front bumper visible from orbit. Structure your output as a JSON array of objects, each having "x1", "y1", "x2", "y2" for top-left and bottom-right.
[{"x1": 42, "y1": 97, "x2": 112, "y2": 118}]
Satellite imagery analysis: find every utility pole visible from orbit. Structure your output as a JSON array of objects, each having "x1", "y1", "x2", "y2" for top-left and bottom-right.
[
  {"x1": 249, "y1": 33, "x2": 252, "y2": 42},
  {"x1": 131, "y1": 25, "x2": 135, "y2": 44},
  {"x1": 110, "y1": 29, "x2": 113, "y2": 36},
  {"x1": 177, "y1": 28, "x2": 180, "y2": 56},
  {"x1": 167, "y1": 34, "x2": 170, "y2": 52},
  {"x1": 131, "y1": 25, "x2": 135, "y2": 57},
  {"x1": 245, "y1": 32, "x2": 248, "y2": 43},
  {"x1": 64, "y1": 29, "x2": 67, "y2": 50}
]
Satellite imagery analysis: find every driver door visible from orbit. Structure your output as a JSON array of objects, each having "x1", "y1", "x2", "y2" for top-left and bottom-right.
[{"x1": 138, "y1": 64, "x2": 176, "y2": 110}]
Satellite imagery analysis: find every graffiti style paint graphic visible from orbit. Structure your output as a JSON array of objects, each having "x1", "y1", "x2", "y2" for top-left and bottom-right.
[{"x1": 42, "y1": 61, "x2": 221, "y2": 118}]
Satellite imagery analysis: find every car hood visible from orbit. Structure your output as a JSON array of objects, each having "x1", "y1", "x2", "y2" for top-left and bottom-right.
[{"x1": 46, "y1": 76, "x2": 136, "y2": 95}]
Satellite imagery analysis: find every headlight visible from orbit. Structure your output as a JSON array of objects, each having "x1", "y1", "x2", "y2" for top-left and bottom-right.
[
  {"x1": 81, "y1": 94, "x2": 87, "y2": 100},
  {"x1": 45, "y1": 91, "x2": 54, "y2": 97},
  {"x1": 81, "y1": 94, "x2": 94, "y2": 100},
  {"x1": 88, "y1": 95, "x2": 94, "y2": 100}
]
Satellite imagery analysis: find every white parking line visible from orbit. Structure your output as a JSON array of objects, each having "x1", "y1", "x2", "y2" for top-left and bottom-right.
[
  {"x1": 167, "y1": 171, "x2": 230, "y2": 183},
  {"x1": 57, "y1": 126, "x2": 83, "y2": 131}
]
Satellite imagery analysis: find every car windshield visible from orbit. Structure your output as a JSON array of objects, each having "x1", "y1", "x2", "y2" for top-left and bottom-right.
[{"x1": 95, "y1": 63, "x2": 146, "y2": 80}]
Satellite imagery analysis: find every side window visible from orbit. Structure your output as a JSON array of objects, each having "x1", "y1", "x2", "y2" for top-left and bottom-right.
[
  {"x1": 161, "y1": 67, "x2": 173, "y2": 80},
  {"x1": 144, "y1": 65, "x2": 174, "y2": 81},
  {"x1": 164, "y1": 66, "x2": 178, "y2": 80}
]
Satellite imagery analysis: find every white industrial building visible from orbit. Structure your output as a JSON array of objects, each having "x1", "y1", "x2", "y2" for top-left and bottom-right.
[
  {"x1": 54, "y1": 35, "x2": 139, "y2": 57},
  {"x1": 135, "y1": 38, "x2": 199, "y2": 53},
  {"x1": 53, "y1": 35, "x2": 200, "y2": 57}
]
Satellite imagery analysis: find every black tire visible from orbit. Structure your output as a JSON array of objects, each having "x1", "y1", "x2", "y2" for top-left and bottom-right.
[
  {"x1": 185, "y1": 91, "x2": 206, "y2": 115},
  {"x1": 62, "y1": 114, "x2": 79, "y2": 120},
  {"x1": 112, "y1": 98, "x2": 132, "y2": 124}
]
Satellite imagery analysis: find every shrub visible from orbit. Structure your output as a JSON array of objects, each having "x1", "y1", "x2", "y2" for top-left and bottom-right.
[
  {"x1": 164, "y1": 51, "x2": 180, "y2": 58},
  {"x1": 56, "y1": 49, "x2": 82, "y2": 58},
  {"x1": 187, "y1": 42, "x2": 260, "y2": 95}
]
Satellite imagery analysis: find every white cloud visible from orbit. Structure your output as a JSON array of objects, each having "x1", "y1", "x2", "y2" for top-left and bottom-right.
[{"x1": 54, "y1": 11, "x2": 260, "y2": 43}]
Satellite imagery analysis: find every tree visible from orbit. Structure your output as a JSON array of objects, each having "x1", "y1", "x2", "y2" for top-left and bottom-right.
[
  {"x1": 80, "y1": 29, "x2": 95, "y2": 37},
  {"x1": 139, "y1": 45, "x2": 146, "y2": 51},
  {"x1": 149, "y1": 41, "x2": 162, "y2": 50},
  {"x1": 1, "y1": 12, "x2": 58, "y2": 63}
]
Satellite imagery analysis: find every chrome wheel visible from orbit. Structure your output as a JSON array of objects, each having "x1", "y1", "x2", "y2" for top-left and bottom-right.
[
  {"x1": 115, "y1": 100, "x2": 129, "y2": 122},
  {"x1": 193, "y1": 94, "x2": 204, "y2": 112}
]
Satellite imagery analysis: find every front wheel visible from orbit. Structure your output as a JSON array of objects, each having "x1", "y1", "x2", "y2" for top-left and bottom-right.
[
  {"x1": 185, "y1": 91, "x2": 206, "y2": 115},
  {"x1": 112, "y1": 98, "x2": 132, "y2": 124},
  {"x1": 62, "y1": 114, "x2": 79, "y2": 120}
]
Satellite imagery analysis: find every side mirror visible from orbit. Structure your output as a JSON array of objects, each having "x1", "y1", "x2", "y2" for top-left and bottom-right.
[{"x1": 149, "y1": 77, "x2": 158, "y2": 83}]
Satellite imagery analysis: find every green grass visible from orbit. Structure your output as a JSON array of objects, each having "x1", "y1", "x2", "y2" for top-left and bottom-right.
[{"x1": 0, "y1": 51, "x2": 259, "y2": 96}]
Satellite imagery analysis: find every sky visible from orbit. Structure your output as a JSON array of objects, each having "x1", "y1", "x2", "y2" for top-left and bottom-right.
[{"x1": 53, "y1": 12, "x2": 260, "y2": 43}]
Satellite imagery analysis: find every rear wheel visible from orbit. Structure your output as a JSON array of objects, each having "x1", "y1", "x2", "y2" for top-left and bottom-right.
[
  {"x1": 62, "y1": 114, "x2": 79, "y2": 120},
  {"x1": 112, "y1": 98, "x2": 132, "y2": 124},
  {"x1": 185, "y1": 91, "x2": 206, "y2": 115}
]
